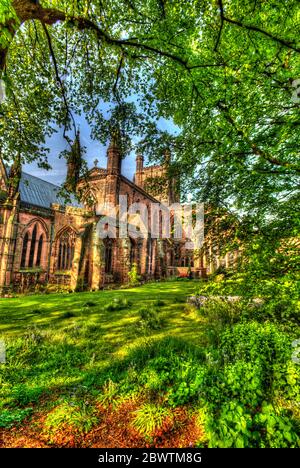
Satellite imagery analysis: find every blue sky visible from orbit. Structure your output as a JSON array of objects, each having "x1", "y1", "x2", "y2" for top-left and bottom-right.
[{"x1": 23, "y1": 112, "x2": 178, "y2": 186}]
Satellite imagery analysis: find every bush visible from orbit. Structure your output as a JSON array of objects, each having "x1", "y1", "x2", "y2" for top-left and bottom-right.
[
  {"x1": 11, "y1": 384, "x2": 43, "y2": 406},
  {"x1": 220, "y1": 322, "x2": 292, "y2": 366},
  {"x1": 200, "y1": 298, "x2": 243, "y2": 346},
  {"x1": 197, "y1": 319, "x2": 300, "y2": 448},
  {"x1": 167, "y1": 364, "x2": 206, "y2": 407},
  {"x1": 199, "y1": 272, "x2": 300, "y2": 329},
  {"x1": 132, "y1": 403, "x2": 170, "y2": 436},
  {"x1": 97, "y1": 379, "x2": 120, "y2": 409},
  {"x1": 204, "y1": 401, "x2": 299, "y2": 448},
  {"x1": 0, "y1": 408, "x2": 33, "y2": 428},
  {"x1": 128, "y1": 263, "x2": 141, "y2": 286},
  {"x1": 138, "y1": 307, "x2": 162, "y2": 330},
  {"x1": 44, "y1": 400, "x2": 98, "y2": 437}
]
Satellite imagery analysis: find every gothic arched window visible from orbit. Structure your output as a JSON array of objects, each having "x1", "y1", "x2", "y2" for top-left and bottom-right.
[
  {"x1": 28, "y1": 224, "x2": 37, "y2": 267},
  {"x1": 57, "y1": 228, "x2": 76, "y2": 271},
  {"x1": 130, "y1": 238, "x2": 136, "y2": 266},
  {"x1": 130, "y1": 238, "x2": 142, "y2": 266},
  {"x1": 20, "y1": 221, "x2": 47, "y2": 269},
  {"x1": 36, "y1": 234, "x2": 43, "y2": 267},
  {"x1": 129, "y1": 238, "x2": 142, "y2": 272},
  {"x1": 21, "y1": 232, "x2": 29, "y2": 268},
  {"x1": 169, "y1": 248, "x2": 175, "y2": 266},
  {"x1": 82, "y1": 189, "x2": 96, "y2": 210},
  {"x1": 104, "y1": 240, "x2": 113, "y2": 274}
]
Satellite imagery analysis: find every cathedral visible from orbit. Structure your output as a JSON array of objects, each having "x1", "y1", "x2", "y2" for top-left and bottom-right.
[{"x1": 0, "y1": 136, "x2": 207, "y2": 294}]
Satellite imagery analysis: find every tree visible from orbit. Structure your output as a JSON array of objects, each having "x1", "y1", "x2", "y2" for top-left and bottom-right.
[{"x1": 0, "y1": 0, "x2": 299, "y2": 264}]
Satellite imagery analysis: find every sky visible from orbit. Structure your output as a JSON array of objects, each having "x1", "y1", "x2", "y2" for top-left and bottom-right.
[{"x1": 23, "y1": 112, "x2": 178, "y2": 186}]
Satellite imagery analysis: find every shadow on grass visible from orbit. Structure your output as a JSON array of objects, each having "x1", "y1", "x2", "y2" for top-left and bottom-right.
[{"x1": 0, "y1": 281, "x2": 201, "y2": 336}]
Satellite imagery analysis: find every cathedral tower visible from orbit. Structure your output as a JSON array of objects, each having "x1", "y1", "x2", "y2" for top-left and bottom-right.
[{"x1": 134, "y1": 154, "x2": 144, "y2": 187}]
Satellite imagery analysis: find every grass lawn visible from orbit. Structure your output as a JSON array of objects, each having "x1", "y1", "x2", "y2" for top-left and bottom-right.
[
  {"x1": 0, "y1": 280, "x2": 205, "y2": 448},
  {"x1": 0, "y1": 280, "x2": 201, "y2": 342},
  {"x1": 0, "y1": 279, "x2": 298, "y2": 448}
]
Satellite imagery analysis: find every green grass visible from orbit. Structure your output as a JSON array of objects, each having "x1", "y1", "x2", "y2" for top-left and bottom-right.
[
  {"x1": 0, "y1": 280, "x2": 298, "y2": 448},
  {"x1": 0, "y1": 280, "x2": 200, "y2": 344},
  {"x1": 0, "y1": 281, "x2": 202, "y2": 433}
]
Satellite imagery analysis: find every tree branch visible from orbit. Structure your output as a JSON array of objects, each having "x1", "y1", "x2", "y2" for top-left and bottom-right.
[
  {"x1": 0, "y1": 0, "x2": 225, "y2": 74},
  {"x1": 219, "y1": 0, "x2": 300, "y2": 53},
  {"x1": 214, "y1": 0, "x2": 224, "y2": 51},
  {"x1": 112, "y1": 54, "x2": 124, "y2": 100},
  {"x1": 41, "y1": 23, "x2": 76, "y2": 142},
  {"x1": 217, "y1": 101, "x2": 300, "y2": 174}
]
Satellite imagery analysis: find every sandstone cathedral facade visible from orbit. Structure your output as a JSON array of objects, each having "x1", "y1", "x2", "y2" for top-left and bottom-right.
[{"x1": 0, "y1": 136, "x2": 208, "y2": 294}]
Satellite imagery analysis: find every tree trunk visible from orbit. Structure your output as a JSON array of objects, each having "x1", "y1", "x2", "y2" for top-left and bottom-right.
[{"x1": 1, "y1": 0, "x2": 67, "y2": 73}]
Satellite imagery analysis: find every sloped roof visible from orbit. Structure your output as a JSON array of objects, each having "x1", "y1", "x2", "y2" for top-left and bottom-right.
[{"x1": 19, "y1": 172, "x2": 81, "y2": 209}]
